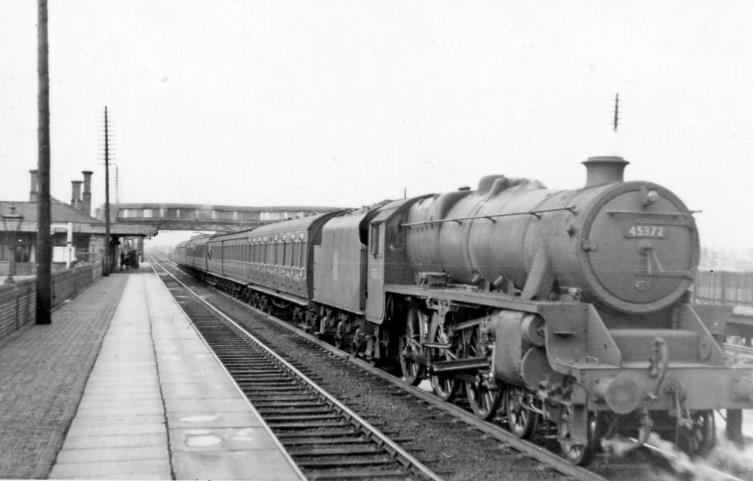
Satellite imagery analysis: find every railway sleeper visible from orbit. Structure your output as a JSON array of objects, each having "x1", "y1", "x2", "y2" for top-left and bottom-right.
[
  {"x1": 300, "y1": 468, "x2": 412, "y2": 480},
  {"x1": 281, "y1": 437, "x2": 371, "y2": 446},
  {"x1": 264, "y1": 414, "x2": 343, "y2": 422},
  {"x1": 232, "y1": 376, "x2": 295, "y2": 383},
  {"x1": 259, "y1": 407, "x2": 335, "y2": 416},
  {"x1": 240, "y1": 383, "x2": 301, "y2": 390},
  {"x1": 275, "y1": 427, "x2": 360, "y2": 438},
  {"x1": 270, "y1": 420, "x2": 352, "y2": 430},
  {"x1": 248, "y1": 394, "x2": 318, "y2": 402},
  {"x1": 254, "y1": 401, "x2": 326, "y2": 408},
  {"x1": 295, "y1": 456, "x2": 399, "y2": 468},
  {"x1": 287, "y1": 445, "x2": 384, "y2": 456}
]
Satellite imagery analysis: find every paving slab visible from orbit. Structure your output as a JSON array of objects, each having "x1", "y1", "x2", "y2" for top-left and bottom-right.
[
  {"x1": 172, "y1": 450, "x2": 301, "y2": 481},
  {"x1": 59, "y1": 432, "x2": 168, "y2": 450},
  {"x1": 167, "y1": 410, "x2": 266, "y2": 429},
  {"x1": 55, "y1": 446, "x2": 166, "y2": 464},
  {"x1": 48, "y1": 459, "x2": 170, "y2": 480}
]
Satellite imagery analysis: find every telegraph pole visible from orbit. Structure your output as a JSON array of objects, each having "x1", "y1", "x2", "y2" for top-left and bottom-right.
[
  {"x1": 613, "y1": 93, "x2": 620, "y2": 132},
  {"x1": 103, "y1": 106, "x2": 111, "y2": 276},
  {"x1": 36, "y1": 0, "x2": 52, "y2": 324}
]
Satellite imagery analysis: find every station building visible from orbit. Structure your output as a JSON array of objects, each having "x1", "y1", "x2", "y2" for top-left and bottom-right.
[{"x1": 0, "y1": 169, "x2": 157, "y2": 277}]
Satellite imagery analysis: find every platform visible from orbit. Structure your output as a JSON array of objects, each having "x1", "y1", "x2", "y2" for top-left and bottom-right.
[{"x1": 49, "y1": 267, "x2": 304, "y2": 480}]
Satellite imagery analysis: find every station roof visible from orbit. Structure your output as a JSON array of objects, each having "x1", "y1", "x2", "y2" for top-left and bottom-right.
[{"x1": 0, "y1": 200, "x2": 158, "y2": 237}]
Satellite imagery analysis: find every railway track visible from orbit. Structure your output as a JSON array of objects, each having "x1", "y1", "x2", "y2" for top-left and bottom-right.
[
  {"x1": 150, "y1": 261, "x2": 441, "y2": 481},
  {"x1": 150, "y1": 258, "x2": 749, "y2": 481}
]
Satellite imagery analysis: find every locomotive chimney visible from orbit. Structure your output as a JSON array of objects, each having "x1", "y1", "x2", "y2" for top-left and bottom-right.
[
  {"x1": 29, "y1": 169, "x2": 39, "y2": 202},
  {"x1": 71, "y1": 180, "x2": 83, "y2": 210},
  {"x1": 82, "y1": 170, "x2": 93, "y2": 216},
  {"x1": 583, "y1": 156, "x2": 629, "y2": 187}
]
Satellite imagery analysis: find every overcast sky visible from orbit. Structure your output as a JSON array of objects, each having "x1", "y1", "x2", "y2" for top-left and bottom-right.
[{"x1": 1, "y1": 1, "x2": 752, "y2": 249}]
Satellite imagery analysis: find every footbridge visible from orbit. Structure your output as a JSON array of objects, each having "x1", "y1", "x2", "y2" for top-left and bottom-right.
[{"x1": 94, "y1": 203, "x2": 340, "y2": 232}]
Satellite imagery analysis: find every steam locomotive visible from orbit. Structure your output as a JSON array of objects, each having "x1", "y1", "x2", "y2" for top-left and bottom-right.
[{"x1": 175, "y1": 156, "x2": 753, "y2": 464}]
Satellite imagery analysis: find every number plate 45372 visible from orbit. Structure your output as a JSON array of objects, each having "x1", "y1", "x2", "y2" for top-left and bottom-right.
[{"x1": 625, "y1": 224, "x2": 667, "y2": 238}]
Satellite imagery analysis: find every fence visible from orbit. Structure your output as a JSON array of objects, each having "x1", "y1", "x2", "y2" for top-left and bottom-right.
[
  {"x1": 0, "y1": 263, "x2": 102, "y2": 342},
  {"x1": 694, "y1": 270, "x2": 753, "y2": 305}
]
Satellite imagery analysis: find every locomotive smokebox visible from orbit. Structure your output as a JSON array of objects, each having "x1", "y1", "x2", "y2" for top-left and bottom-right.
[{"x1": 583, "y1": 156, "x2": 629, "y2": 187}]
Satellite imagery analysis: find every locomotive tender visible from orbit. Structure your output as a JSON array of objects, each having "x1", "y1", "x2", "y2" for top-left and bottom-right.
[{"x1": 175, "y1": 156, "x2": 753, "y2": 464}]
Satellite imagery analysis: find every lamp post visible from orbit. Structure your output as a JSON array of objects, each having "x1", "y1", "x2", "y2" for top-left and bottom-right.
[{"x1": 2, "y1": 205, "x2": 25, "y2": 285}]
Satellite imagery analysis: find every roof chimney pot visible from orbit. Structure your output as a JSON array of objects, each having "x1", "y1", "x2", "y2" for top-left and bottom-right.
[
  {"x1": 82, "y1": 170, "x2": 93, "y2": 216},
  {"x1": 71, "y1": 180, "x2": 83, "y2": 211}
]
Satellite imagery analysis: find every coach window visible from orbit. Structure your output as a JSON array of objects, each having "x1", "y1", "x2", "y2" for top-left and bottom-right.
[{"x1": 292, "y1": 242, "x2": 300, "y2": 268}]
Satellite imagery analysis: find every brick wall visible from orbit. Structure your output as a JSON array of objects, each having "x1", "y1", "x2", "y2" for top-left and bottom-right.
[{"x1": 0, "y1": 264, "x2": 102, "y2": 342}]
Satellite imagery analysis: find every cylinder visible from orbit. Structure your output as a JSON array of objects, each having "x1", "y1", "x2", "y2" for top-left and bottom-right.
[{"x1": 520, "y1": 314, "x2": 545, "y2": 346}]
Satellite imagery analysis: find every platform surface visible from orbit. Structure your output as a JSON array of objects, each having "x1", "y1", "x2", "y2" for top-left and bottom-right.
[
  {"x1": 0, "y1": 274, "x2": 128, "y2": 479},
  {"x1": 49, "y1": 267, "x2": 304, "y2": 480}
]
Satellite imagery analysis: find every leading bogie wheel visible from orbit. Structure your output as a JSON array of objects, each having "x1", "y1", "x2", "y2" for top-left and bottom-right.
[
  {"x1": 557, "y1": 405, "x2": 598, "y2": 465},
  {"x1": 677, "y1": 410, "x2": 715, "y2": 456},
  {"x1": 506, "y1": 387, "x2": 539, "y2": 439},
  {"x1": 465, "y1": 372, "x2": 501, "y2": 420}
]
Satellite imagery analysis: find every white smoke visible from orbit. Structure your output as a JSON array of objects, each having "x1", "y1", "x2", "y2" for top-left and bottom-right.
[
  {"x1": 601, "y1": 433, "x2": 752, "y2": 481},
  {"x1": 705, "y1": 436, "x2": 753, "y2": 480},
  {"x1": 600, "y1": 436, "x2": 641, "y2": 458}
]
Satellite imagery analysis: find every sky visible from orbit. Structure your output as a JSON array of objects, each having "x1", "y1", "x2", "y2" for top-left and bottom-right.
[{"x1": 1, "y1": 1, "x2": 753, "y2": 250}]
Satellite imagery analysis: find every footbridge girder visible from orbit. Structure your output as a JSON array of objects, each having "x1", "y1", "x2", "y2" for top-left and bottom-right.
[{"x1": 94, "y1": 203, "x2": 340, "y2": 232}]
